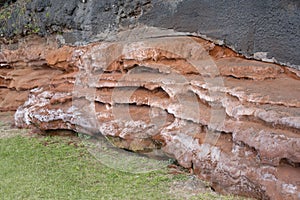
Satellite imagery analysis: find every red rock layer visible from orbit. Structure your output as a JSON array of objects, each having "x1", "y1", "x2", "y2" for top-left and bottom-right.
[{"x1": 1, "y1": 35, "x2": 299, "y2": 199}]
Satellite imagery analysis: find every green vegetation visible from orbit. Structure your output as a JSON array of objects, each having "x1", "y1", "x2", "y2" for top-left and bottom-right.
[
  {"x1": 0, "y1": 0, "x2": 40, "y2": 37},
  {"x1": 0, "y1": 5, "x2": 11, "y2": 21},
  {"x1": 0, "y1": 133, "x2": 248, "y2": 199},
  {"x1": 24, "y1": 23, "x2": 40, "y2": 33},
  {"x1": 45, "y1": 11, "x2": 50, "y2": 18}
]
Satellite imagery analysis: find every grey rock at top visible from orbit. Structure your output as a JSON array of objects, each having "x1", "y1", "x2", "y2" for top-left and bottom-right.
[{"x1": 1, "y1": 0, "x2": 299, "y2": 69}]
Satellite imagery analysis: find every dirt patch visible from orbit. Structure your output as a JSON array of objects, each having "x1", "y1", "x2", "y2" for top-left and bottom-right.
[
  {"x1": 0, "y1": 111, "x2": 28, "y2": 138},
  {"x1": 169, "y1": 175, "x2": 213, "y2": 199}
]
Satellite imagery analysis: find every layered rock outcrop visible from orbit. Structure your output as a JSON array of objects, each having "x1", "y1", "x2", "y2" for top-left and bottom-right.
[
  {"x1": 1, "y1": 0, "x2": 300, "y2": 69},
  {"x1": 0, "y1": 29, "x2": 299, "y2": 199}
]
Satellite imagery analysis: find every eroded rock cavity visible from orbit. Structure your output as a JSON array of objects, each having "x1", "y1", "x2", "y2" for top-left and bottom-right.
[{"x1": 0, "y1": 34, "x2": 299, "y2": 200}]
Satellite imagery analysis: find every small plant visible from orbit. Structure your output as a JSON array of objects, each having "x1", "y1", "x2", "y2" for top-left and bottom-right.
[
  {"x1": 24, "y1": 23, "x2": 40, "y2": 34},
  {"x1": 0, "y1": 0, "x2": 41, "y2": 37},
  {"x1": 45, "y1": 11, "x2": 50, "y2": 18},
  {"x1": 0, "y1": 3, "x2": 12, "y2": 21},
  {"x1": 77, "y1": 132, "x2": 92, "y2": 140},
  {"x1": 32, "y1": 26, "x2": 40, "y2": 33}
]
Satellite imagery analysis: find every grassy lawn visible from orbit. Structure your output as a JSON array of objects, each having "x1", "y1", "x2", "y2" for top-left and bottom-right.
[{"x1": 0, "y1": 133, "x2": 247, "y2": 200}]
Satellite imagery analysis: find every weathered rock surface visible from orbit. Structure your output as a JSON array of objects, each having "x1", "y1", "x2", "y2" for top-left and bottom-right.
[
  {"x1": 1, "y1": 33, "x2": 300, "y2": 199},
  {"x1": 1, "y1": 0, "x2": 300, "y2": 69},
  {"x1": 0, "y1": 35, "x2": 73, "y2": 111}
]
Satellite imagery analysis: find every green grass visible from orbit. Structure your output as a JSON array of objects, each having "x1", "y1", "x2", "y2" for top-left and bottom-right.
[{"x1": 0, "y1": 135, "x2": 246, "y2": 200}]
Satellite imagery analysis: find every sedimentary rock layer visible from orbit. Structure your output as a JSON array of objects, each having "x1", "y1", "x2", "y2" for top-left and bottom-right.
[
  {"x1": 0, "y1": 34, "x2": 299, "y2": 199},
  {"x1": 1, "y1": 0, "x2": 300, "y2": 69}
]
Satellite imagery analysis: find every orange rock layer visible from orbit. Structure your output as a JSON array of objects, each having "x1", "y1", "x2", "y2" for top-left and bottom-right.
[{"x1": 0, "y1": 35, "x2": 299, "y2": 199}]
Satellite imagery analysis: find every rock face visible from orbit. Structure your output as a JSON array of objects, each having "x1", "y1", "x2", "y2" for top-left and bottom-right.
[
  {"x1": 1, "y1": 30, "x2": 299, "y2": 199},
  {"x1": 0, "y1": 35, "x2": 71, "y2": 111},
  {"x1": 0, "y1": 0, "x2": 300, "y2": 69}
]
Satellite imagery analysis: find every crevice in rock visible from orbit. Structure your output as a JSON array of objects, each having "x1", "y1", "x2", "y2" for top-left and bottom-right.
[
  {"x1": 236, "y1": 115, "x2": 300, "y2": 135},
  {"x1": 279, "y1": 158, "x2": 300, "y2": 168},
  {"x1": 44, "y1": 129, "x2": 77, "y2": 137}
]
